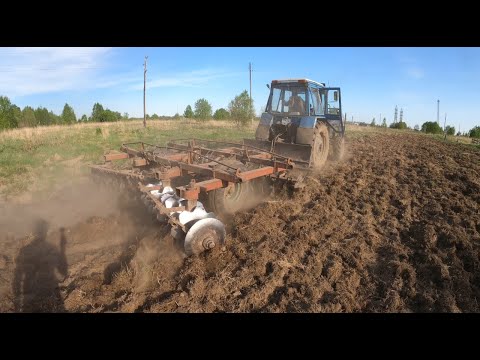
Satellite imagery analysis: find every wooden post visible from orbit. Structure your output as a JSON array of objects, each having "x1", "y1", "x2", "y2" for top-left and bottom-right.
[
  {"x1": 444, "y1": 113, "x2": 447, "y2": 140},
  {"x1": 143, "y1": 56, "x2": 148, "y2": 128},
  {"x1": 249, "y1": 62, "x2": 253, "y2": 126}
]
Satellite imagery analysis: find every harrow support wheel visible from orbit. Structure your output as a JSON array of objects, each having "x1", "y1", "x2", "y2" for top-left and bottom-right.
[
  {"x1": 206, "y1": 160, "x2": 251, "y2": 216},
  {"x1": 207, "y1": 182, "x2": 250, "y2": 216}
]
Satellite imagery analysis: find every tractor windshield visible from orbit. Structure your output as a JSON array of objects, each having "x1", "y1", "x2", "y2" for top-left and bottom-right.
[{"x1": 268, "y1": 85, "x2": 307, "y2": 115}]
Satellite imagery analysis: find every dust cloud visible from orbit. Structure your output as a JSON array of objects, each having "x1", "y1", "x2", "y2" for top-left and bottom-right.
[
  {"x1": 0, "y1": 177, "x2": 120, "y2": 239},
  {"x1": 0, "y1": 173, "x2": 185, "y2": 312}
]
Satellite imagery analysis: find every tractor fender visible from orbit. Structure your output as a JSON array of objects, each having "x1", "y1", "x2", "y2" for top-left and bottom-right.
[
  {"x1": 296, "y1": 116, "x2": 317, "y2": 145},
  {"x1": 255, "y1": 112, "x2": 273, "y2": 140},
  {"x1": 259, "y1": 112, "x2": 274, "y2": 125}
]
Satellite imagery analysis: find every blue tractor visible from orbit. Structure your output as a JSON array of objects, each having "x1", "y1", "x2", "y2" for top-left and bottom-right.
[{"x1": 244, "y1": 79, "x2": 345, "y2": 168}]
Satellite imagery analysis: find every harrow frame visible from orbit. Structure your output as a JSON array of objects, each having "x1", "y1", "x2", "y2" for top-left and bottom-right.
[{"x1": 89, "y1": 138, "x2": 301, "y2": 255}]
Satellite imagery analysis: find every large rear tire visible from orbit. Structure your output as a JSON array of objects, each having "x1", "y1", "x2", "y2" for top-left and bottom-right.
[{"x1": 310, "y1": 122, "x2": 329, "y2": 169}]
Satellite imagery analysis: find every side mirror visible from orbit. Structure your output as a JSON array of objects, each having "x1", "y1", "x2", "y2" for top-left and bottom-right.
[
  {"x1": 266, "y1": 84, "x2": 270, "y2": 89},
  {"x1": 333, "y1": 91, "x2": 338, "y2": 102}
]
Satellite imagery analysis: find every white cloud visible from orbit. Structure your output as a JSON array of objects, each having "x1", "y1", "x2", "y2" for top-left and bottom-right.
[
  {"x1": 0, "y1": 48, "x2": 244, "y2": 98},
  {"x1": 131, "y1": 68, "x2": 243, "y2": 90},
  {"x1": 0, "y1": 47, "x2": 113, "y2": 97}
]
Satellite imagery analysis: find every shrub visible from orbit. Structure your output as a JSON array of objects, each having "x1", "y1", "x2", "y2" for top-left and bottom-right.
[
  {"x1": 228, "y1": 90, "x2": 254, "y2": 127},
  {"x1": 469, "y1": 126, "x2": 480, "y2": 138},
  {"x1": 421, "y1": 121, "x2": 443, "y2": 134},
  {"x1": 445, "y1": 126, "x2": 455, "y2": 136},
  {"x1": 213, "y1": 108, "x2": 230, "y2": 120},
  {"x1": 390, "y1": 121, "x2": 408, "y2": 130},
  {"x1": 193, "y1": 99, "x2": 212, "y2": 120}
]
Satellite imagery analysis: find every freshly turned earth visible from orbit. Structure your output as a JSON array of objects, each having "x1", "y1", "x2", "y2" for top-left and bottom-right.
[{"x1": 1, "y1": 132, "x2": 479, "y2": 312}]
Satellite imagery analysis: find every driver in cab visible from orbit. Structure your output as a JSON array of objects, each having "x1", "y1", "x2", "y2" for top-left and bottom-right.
[{"x1": 285, "y1": 93, "x2": 305, "y2": 114}]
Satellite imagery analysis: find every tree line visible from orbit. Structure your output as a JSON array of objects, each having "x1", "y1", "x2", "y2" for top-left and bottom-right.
[
  {"x1": 0, "y1": 95, "x2": 128, "y2": 130},
  {"x1": 417, "y1": 121, "x2": 479, "y2": 138},
  {"x1": 182, "y1": 90, "x2": 255, "y2": 127},
  {"x1": 368, "y1": 116, "x2": 480, "y2": 138},
  {"x1": 0, "y1": 89, "x2": 255, "y2": 131}
]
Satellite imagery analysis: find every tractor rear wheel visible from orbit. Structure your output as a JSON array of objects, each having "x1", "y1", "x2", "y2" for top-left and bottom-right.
[{"x1": 310, "y1": 122, "x2": 329, "y2": 169}]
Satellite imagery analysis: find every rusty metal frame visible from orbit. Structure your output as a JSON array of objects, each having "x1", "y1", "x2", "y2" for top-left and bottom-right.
[
  {"x1": 127, "y1": 140, "x2": 293, "y2": 165},
  {"x1": 88, "y1": 138, "x2": 303, "y2": 238},
  {"x1": 118, "y1": 141, "x2": 291, "y2": 185},
  {"x1": 90, "y1": 165, "x2": 145, "y2": 180},
  {"x1": 104, "y1": 152, "x2": 130, "y2": 161},
  {"x1": 92, "y1": 139, "x2": 293, "y2": 199}
]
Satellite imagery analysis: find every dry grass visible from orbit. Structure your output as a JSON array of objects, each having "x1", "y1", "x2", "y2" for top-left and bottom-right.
[
  {"x1": 0, "y1": 119, "x2": 248, "y2": 141},
  {"x1": 0, "y1": 119, "x2": 257, "y2": 199}
]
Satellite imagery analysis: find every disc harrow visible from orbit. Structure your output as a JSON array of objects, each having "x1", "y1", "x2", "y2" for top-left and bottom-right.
[{"x1": 90, "y1": 138, "x2": 301, "y2": 256}]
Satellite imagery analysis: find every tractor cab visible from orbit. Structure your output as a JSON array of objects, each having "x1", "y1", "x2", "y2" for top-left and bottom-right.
[
  {"x1": 245, "y1": 78, "x2": 345, "y2": 168},
  {"x1": 268, "y1": 81, "x2": 309, "y2": 116}
]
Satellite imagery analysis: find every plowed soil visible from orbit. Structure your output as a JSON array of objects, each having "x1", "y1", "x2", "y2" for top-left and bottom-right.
[{"x1": 1, "y1": 132, "x2": 479, "y2": 312}]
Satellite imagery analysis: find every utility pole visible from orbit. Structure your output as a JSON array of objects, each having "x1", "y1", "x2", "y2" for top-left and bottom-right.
[
  {"x1": 394, "y1": 105, "x2": 398, "y2": 123},
  {"x1": 437, "y1": 99, "x2": 440, "y2": 125},
  {"x1": 400, "y1": 108, "x2": 403, "y2": 123},
  {"x1": 444, "y1": 113, "x2": 447, "y2": 140},
  {"x1": 143, "y1": 56, "x2": 148, "y2": 128},
  {"x1": 249, "y1": 62, "x2": 253, "y2": 125}
]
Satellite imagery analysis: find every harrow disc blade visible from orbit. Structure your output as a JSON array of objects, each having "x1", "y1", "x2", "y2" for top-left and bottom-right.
[
  {"x1": 179, "y1": 207, "x2": 215, "y2": 225},
  {"x1": 184, "y1": 218, "x2": 226, "y2": 256}
]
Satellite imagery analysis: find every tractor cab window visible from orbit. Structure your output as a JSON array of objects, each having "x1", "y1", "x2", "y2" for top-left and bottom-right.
[
  {"x1": 327, "y1": 89, "x2": 340, "y2": 115},
  {"x1": 268, "y1": 85, "x2": 307, "y2": 115},
  {"x1": 283, "y1": 89, "x2": 293, "y2": 112},
  {"x1": 310, "y1": 88, "x2": 324, "y2": 115},
  {"x1": 270, "y1": 87, "x2": 282, "y2": 112}
]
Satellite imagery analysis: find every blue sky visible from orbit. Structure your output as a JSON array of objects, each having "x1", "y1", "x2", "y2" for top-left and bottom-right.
[{"x1": 1, "y1": 47, "x2": 479, "y2": 132}]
